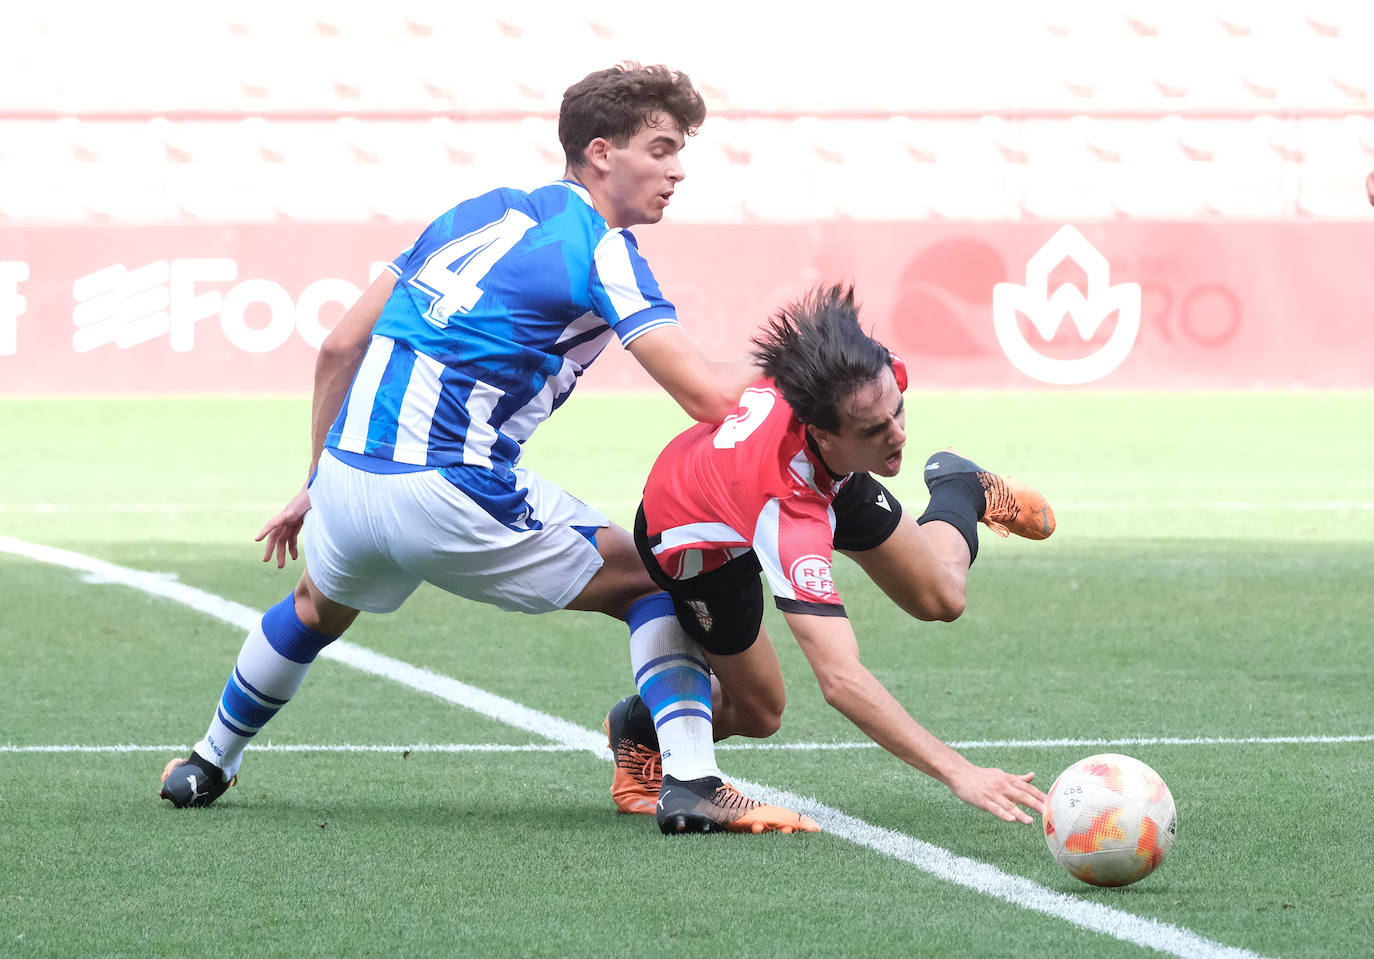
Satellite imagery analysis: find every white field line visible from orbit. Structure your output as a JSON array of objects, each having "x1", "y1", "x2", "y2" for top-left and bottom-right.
[
  {"x1": 7, "y1": 733, "x2": 1373, "y2": 756},
  {"x1": 0, "y1": 533, "x2": 1269, "y2": 959},
  {"x1": 1, "y1": 500, "x2": 1373, "y2": 515}
]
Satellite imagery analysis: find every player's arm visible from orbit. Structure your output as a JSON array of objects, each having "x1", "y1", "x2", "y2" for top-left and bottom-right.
[
  {"x1": 626, "y1": 324, "x2": 758, "y2": 424},
  {"x1": 256, "y1": 270, "x2": 397, "y2": 567},
  {"x1": 783, "y1": 609, "x2": 1045, "y2": 823},
  {"x1": 308, "y1": 271, "x2": 396, "y2": 474}
]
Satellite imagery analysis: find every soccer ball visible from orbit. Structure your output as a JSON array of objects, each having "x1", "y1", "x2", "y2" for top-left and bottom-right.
[{"x1": 1042, "y1": 753, "x2": 1177, "y2": 887}]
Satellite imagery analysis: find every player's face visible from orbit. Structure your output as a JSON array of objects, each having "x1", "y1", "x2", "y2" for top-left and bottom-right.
[
  {"x1": 600, "y1": 114, "x2": 686, "y2": 227},
  {"x1": 810, "y1": 368, "x2": 907, "y2": 478}
]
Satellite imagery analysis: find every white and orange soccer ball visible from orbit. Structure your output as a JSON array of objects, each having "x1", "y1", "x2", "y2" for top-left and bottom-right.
[{"x1": 1042, "y1": 753, "x2": 1177, "y2": 887}]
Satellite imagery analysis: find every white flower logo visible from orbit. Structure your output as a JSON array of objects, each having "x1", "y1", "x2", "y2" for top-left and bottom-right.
[{"x1": 992, "y1": 226, "x2": 1141, "y2": 385}]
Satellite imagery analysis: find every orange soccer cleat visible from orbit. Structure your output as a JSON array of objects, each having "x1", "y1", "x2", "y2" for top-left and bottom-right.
[
  {"x1": 923, "y1": 449, "x2": 1055, "y2": 540},
  {"x1": 978, "y1": 470, "x2": 1056, "y2": 540},
  {"x1": 604, "y1": 695, "x2": 662, "y2": 815}
]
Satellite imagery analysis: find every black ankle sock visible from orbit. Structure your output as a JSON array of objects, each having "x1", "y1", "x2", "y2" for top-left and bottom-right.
[
  {"x1": 918, "y1": 473, "x2": 984, "y2": 565},
  {"x1": 187, "y1": 751, "x2": 226, "y2": 782},
  {"x1": 627, "y1": 695, "x2": 660, "y2": 748}
]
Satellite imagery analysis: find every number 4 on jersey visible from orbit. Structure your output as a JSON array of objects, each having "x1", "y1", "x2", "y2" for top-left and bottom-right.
[{"x1": 409, "y1": 209, "x2": 536, "y2": 327}]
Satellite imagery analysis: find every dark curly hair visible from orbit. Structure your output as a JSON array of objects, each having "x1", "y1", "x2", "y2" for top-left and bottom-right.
[
  {"x1": 559, "y1": 62, "x2": 707, "y2": 169},
  {"x1": 750, "y1": 284, "x2": 893, "y2": 433}
]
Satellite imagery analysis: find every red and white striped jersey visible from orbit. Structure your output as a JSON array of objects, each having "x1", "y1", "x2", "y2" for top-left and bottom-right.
[{"x1": 641, "y1": 379, "x2": 851, "y2": 613}]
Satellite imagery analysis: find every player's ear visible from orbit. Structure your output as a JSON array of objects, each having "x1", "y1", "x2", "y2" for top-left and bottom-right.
[
  {"x1": 806, "y1": 423, "x2": 839, "y2": 454},
  {"x1": 584, "y1": 137, "x2": 613, "y2": 172}
]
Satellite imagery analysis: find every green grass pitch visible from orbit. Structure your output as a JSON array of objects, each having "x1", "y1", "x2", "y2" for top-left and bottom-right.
[{"x1": 1, "y1": 391, "x2": 1371, "y2": 958}]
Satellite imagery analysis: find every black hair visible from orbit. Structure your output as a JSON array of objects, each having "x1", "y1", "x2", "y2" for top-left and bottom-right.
[
  {"x1": 750, "y1": 284, "x2": 893, "y2": 433},
  {"x1": 559, "y1": 62, "x2": 707, "y2": 169}
]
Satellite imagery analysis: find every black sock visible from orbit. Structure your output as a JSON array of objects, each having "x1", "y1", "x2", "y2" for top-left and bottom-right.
[
  {"x1": 626, "y1": 695, "x2": 660, "y2": 748},
  {"x1": 187, "y1": 751, "x2": 226, "y2": 781},
  {"x1": 918, "y1": 473, "x2": 984, "y2": 565}
]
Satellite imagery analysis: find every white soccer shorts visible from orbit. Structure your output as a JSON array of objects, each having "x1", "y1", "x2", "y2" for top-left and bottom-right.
[{"x1": 303, "y1": 452, "x2": 608, "y2": 615}]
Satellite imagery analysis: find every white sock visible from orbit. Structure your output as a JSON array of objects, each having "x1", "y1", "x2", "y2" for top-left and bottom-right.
[
  {"x1": 193, "y1": 594, "x2": 334, "y2": 779},
  {"x1": 628, "y1": 593, "x2": 721, "y2": 781}
]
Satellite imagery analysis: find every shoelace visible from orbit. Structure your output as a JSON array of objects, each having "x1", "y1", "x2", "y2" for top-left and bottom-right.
[
  {"x1": 979, "y1": 472, "x2": 1017, "y2": 537},
  {"x1": 615, "y1": 741, "x2": 662, "y2": 786},
  {"x1": 711, "y1": 783, "x2": 761, "y2": 814}
]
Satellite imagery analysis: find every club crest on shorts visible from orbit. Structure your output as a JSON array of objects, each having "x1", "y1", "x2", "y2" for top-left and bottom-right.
[{"x1": 687, "y1": 599, "x2": 714, "y2": 632}]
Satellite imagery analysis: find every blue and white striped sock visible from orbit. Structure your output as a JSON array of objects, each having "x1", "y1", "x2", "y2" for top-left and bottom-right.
[
  {"x1": 627, "y1": 592, "x2": 721, "y2": 782},
  {"x1": 193, "y1": 593, "x2": 337, "y2": 779}
]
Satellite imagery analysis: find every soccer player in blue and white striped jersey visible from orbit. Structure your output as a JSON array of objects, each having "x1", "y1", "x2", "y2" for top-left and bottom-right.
[{"x1": 158, "y1": 63, "x2": 809, "y2": 831}]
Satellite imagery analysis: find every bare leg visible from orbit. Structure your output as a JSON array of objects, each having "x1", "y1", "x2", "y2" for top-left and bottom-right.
[
  {"x1": 295, "y1": 568, "x2": 362, "y2": 634},
  {"x1": 840, "y1": 511, "x2": 969, "y2": 622},
  {"x1": 563, "y1": 522, "x2": 661, "y2": 619},
  {"x1": 705, "y1": 626, "x2": 786, "y2": 740}
]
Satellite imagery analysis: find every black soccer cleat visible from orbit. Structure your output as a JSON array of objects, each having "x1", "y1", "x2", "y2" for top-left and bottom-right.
[
  {"x1": 159, "y1": 753, "x2": 234, "y2": 808},
  {"x1": 656, "y1": 774, "x2": 819, "y2": 835}
]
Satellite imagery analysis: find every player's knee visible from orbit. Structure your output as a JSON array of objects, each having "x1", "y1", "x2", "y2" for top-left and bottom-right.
[
  {"x1": 903, "y1": 581, "x2": 966, "y2": 622},
  {"x1": 929, "y1": 588, "x2": 966, "y2": 622},
  {"x1": 732, "y1": 709, "x2": 782, "y2": 739},
  {"x1": 731, "y1": 691, "x2": 784, "y2": 739}
]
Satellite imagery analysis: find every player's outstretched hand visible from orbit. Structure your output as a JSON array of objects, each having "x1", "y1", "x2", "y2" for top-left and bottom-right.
[
  {"x1": 1367, "y1": 169, "x2": 1374, "y2": 206},
  {"x1": 947, "y1": 766, "x2": 1046, "y2": 824},
  {"x1": 256, "y1": 486, "x2": 311, "y2": 568}
]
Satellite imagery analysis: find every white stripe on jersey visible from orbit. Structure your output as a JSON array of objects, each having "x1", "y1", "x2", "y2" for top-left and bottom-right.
[
  {"x1": 393, "y1": 351, "x2": 445, "y2": 465},
  {"x1": 652, "y1": 522, "x2": 748, "y2": 554},
  {"x1": 592, "y1": 231, "x2": 652, "y2": 331},
  {"x1": 554, "y1": 310, "x2": 616, "y2": 369},
  {"x1": 788, "y1": 448, "x2": 825, "y2": 496},
  {"x1": 337, "y1": 335, "x2": 394, "y2": 454},
  {"x1": 752, "y1": 498, "x2": 793, "y2": 600},
  {"x1": 503, "y1": 360, "x2": 578, "y2": 445},
  {"x1": 461, "y1": 380, "x2": 504, "y2": 469},
  {"x1": 563, "y1": 327, "x2": 616, "y2": 368},
  {"x1": 619, "y1": 315, "x2": 679, "y2": 348},
  {"x1": 554, "y1": 310, "x2": 604, "y2": 346},
  {"x1": 668, "y1": 547, "x2": 753, "y2": 579}
]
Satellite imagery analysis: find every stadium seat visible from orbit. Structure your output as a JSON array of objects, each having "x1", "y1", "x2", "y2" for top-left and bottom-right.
[
  {"x1": 1294, "y1": 117, "x2": 1374, "y2": 218},
  {"x1": 917, "y1": 118, "x2": 1027, "y2": 221},
  {"x1": 1102, "y1": 117, "x2": 1208, "y2": 219},
  {"x1": 0, "y1": 122, "x2": 90, "y2": 221},
  {"x1": 1020, "y1": 119, "x2": 1119, "y2": 221},
  {"x1": 1199, "y1": 118, "x2": 1295, "y2": 218}
]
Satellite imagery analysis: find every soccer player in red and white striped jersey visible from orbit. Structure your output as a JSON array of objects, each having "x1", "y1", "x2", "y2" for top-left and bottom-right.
[{"x1": 608, "y1": 284, "x2": 1054, "y2": 832}]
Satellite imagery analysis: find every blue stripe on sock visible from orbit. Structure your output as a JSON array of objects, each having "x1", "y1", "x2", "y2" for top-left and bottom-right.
[
  {"x1": 215, "y1": 706, "x2": 254, "y2": 739},
  {"x1": 261, "y1": 594, "x2": 337, "y2": 664},
  {"x1": 625, "y1": 591, "x2": 676, "y2": 632},
  {"x1": 233, "y1": 666, "x2": 289, "y2": 707},
  {"x1": 640, "y1": 666, "x2": 712, "y2": 713},
  {"x1": 220, "y1": 678, "x2": 280, "y2": 729},
  {"x1": 633, "y1": 651, "x2": 708, "y2": 685},
  {"x1": 654, "y1": 707, "x2": 714, "y2": 728}
]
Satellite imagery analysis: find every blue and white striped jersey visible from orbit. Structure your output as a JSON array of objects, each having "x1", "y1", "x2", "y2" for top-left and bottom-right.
[{"x1": 325, "y1": 180, "x2": 679, "y2": 479}]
